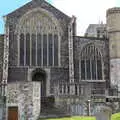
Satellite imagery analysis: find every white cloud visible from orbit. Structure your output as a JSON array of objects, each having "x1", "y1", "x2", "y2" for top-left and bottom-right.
[{"x1": 52, "y1": 0, "x2": 116, "y2": 35}]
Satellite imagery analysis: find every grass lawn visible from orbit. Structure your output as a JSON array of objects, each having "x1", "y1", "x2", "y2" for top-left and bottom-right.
[
  {"x1": 111, "y1": 113, "x2": 120, "y2": 120},
  {"x1": 40, "y1": 113, "x2": 120, "y2": 120},
  {"x1": 44, "y1": 116, "x2": 96, "y2": 120}
]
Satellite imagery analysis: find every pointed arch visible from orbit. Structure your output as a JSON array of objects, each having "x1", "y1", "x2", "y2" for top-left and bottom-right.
[
  {"x1": 80, "y1": 43, "x2": 104, "y2": 80},
  {"x1": 16, "y1": 7, "x2": 62, "y2": 67}
]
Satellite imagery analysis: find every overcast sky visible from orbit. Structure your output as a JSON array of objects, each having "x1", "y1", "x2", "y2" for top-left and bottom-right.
[
  {"x1": 52, "y1": 0, "x2": 116, "y2": 35},
  {"x1": 0, "y1": 0, "x2": 119, "y2": 35}
]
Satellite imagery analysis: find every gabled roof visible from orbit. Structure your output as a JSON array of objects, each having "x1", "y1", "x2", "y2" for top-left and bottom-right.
[{"x1": 6, "y1": 0, "x2": 71, "y2": 21}]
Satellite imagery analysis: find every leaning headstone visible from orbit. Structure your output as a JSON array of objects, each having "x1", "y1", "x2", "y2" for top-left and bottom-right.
[{"x1": 95, "y1": 106, "x2": 112, "y2": 120}]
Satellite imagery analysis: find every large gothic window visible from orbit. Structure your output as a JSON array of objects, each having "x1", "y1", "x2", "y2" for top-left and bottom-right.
[
  {"x1": 80, "y1": 44, "x2": 103, "y2": 80},
  {"x1": 18, "y1": 10, "x2": 61, "y2": 67}
]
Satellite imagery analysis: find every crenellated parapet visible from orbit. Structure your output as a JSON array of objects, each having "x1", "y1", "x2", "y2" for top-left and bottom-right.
[{"x1": 107, "y1": 7, "x2": 120, "y2": 16}]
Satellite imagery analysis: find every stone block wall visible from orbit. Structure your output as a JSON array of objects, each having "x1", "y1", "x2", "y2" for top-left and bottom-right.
[{"x1": 7, "y1": 81, "x2": 41, "y2": 120}]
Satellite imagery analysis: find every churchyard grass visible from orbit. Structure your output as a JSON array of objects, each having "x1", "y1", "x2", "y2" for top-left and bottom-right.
[
  {"x1": 40, "y1": 113, "x2": 120, "y2": 120},
  {"x1": 40, "y1": 116, "x2": 96, "y2": 120},
  {"x1": 111, "y1": 113, "x2": 120, "y2": 120}
]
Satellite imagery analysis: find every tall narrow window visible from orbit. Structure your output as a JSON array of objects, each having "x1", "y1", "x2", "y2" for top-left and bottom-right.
[
  {"x1": 31, "y1": 34, "x2": 36, "y2": 66},
  {"x1": 80, "y1": 44, "x2": 103, "y2": 80},
  {"x1": 26, "y1": 33, "x2": 30, "y2": 65},
  {"x1": 92, "y1": 60, "x2": 96, "y2": 80},
  {"x1": 81, "y1": 60, "x2": 85, "y2": 80},
  {"x1": 43, "y1": 34, "x2": 47, "y2": 66},
  {"x1": 86, "y1": 60, "x2": 91, "y2": 79},
  {"x1": 48, "y1": 34, "x2": 53, "y2": 66},
  {"x1": 37, "y1": 34, "x2": 41, "y2": 66},
  {"x1": 20, "y1": 33, "x2": 24, "y2": 66},
  {"x1": 54, "y1": 34, "x2": 58, "y2": 66},
  {"x1": 97, "y1": 60, "x2": 102, "y2": 80}
]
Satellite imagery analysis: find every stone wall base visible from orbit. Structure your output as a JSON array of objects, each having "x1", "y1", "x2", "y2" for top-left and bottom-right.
[{"x1": 7, "y1": 82, "x2": 41, "y2": 120}]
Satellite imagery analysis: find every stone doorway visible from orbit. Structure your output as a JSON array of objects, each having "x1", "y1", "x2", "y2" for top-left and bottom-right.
[
  {"x1": 32, "y1": 69, "x2": 46, "y2": 110},
  {"x1": 8, "y1": 107, "x2": 18, "y2": 120}
]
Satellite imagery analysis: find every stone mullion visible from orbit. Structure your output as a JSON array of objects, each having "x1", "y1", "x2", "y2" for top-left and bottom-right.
[
  {"x1": 85, "y1": 60, "x2": 87, "y2": 80},
  {"x1": 90, "y1": 46, "x2": 92, "y2": 80},
  {"x1": 58, "y1": 34, "x2": 61, "y2": 66},
  {"x1": 95, "y1": 48, "x2": 98, "y2": 80},
  {"x1": 52, "y1": 34, "x2": 54, "y2": 66},
  {"x1": 35, "y1": 16, "x2": 38, "y2": 66},
  {"x1": 24, "y1": 30, "x2": 26, "y2": 66},
  {"x1": 79, "y1": 59, "x2": 81, "y2": 81},
  {"x1": 36, "y1": 31, "x2": 38, "y2": 66},
  {"x1": 47, "y1": 33, "x2": 49, "y2": 66},
  {"x1": 101, "y1": 55, "x2": 104, "y2": 80},
  {"x1": 85, "y1": 48, "x2": 87, "y2": 80},
  {"x1": 30, "y1": 32, "x2": 32, "y2": 66},
  {"x1": 41, "y1": 33, "x2": 43, "y2": 66},
  {"x1": 86, "y1": 46, "x2": 88, "y2": 79},
  {"x1": 38, "y1": 21, "x2": 41, "y2": 66},
  {"x1": 18, "y1": 32, "x2": 20, "y2": 66}
]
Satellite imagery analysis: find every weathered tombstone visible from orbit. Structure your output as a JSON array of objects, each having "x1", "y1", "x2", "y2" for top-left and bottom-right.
[{"x1": 95, "y1": 106, "x2": 112, "y2": 120}]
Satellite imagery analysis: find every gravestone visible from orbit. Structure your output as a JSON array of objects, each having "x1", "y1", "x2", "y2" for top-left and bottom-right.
[{"x1": 95, "y1": 106, "x2": 112, "y2": 120}]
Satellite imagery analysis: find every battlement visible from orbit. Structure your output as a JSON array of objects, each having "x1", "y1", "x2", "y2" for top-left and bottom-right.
[{"x1": 107, "y1": 7, "x2": 120, "y2": 16}]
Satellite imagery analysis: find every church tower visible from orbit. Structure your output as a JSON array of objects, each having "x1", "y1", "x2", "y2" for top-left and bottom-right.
[{"x1": 107, "y1": 8, "x2": 120, "y2": 95}]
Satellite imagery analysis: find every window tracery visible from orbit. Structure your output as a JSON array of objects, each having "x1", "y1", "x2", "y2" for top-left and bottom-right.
[
  {"x1": 16, "y1": 9, "x2": 61, "y2": 67},
  {"x1": 80, "y1": 44, "x2": 103, "y2": 80}
]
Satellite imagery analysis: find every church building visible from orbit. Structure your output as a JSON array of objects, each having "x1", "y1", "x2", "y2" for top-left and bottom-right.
[{"x1": 0, "y1": 0, "x2": 120, "y2": 119}]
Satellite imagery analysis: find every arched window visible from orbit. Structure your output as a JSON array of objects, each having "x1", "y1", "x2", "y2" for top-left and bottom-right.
[
  {"x1": 80, "y1": 44, "x2": 103, "y2": 80},
  {"x1": 18, "y1": 10, "x2": 61, "y2": 67}
]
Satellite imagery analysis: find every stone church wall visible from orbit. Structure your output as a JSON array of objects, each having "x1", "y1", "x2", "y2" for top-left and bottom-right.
[
  {"x1": 8, "y1": 67, "x2": 28, "y2": 82},
  {"x1": 0, "y1": 35, "x2": 4, "y2": 81},
  {"x1": 6, "y1": 0, "x2": 70, "y2": 68},
  {"x1": 73, "y1": 36, "x2": 109, "y2": 83},
  {"x1": 7, "y1": 82, "x2": 41, "y2": 120},
  {"x1": 50, "y1": 68, "x2": 69, "y2": 94}
]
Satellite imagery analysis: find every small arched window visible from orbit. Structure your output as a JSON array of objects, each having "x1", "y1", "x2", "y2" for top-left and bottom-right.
[{"x1": 80, "y1": 44, "x2": 103, "y2": 80}]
